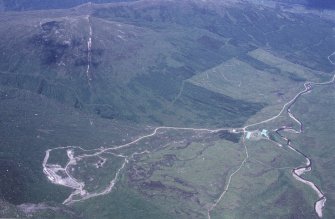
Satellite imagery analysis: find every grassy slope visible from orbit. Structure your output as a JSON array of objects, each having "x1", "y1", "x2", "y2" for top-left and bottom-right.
[
  {"x1": 0, "y1": 87, "x2": 148, "y2": 203},
  {"x1": 0, "y1": 5, "x2": 266, "y2": 128},
  {"x1": 0, "y1": 0, "x2": 334, "y2": 218}
]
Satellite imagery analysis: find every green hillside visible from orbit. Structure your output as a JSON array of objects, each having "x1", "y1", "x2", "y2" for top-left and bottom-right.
[{"x1": 0, "y1": 0, "x2": 334, "y2": 218}]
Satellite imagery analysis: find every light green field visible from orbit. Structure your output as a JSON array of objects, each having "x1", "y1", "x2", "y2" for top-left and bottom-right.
[
  {"x1": 248, "y1": 48, "x2": 325, "y2": 81},
  {"x1": 188, "y1": 50, "x2": 327, "y2": 127}
]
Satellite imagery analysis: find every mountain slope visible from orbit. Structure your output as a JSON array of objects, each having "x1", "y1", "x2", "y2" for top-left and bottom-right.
[{"x1": 0, "y1": 0, "x2": 334, "y2": 218}]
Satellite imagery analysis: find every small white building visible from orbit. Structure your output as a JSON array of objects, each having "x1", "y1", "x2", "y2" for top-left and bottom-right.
[{"x1": 261, "y1": 129, "x2": 269, "y2": 138}]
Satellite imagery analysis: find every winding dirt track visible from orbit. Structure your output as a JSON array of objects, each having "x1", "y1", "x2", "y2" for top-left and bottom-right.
[{"x1": 43, "y1": 47, "x2": 335, "y2": 218}]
